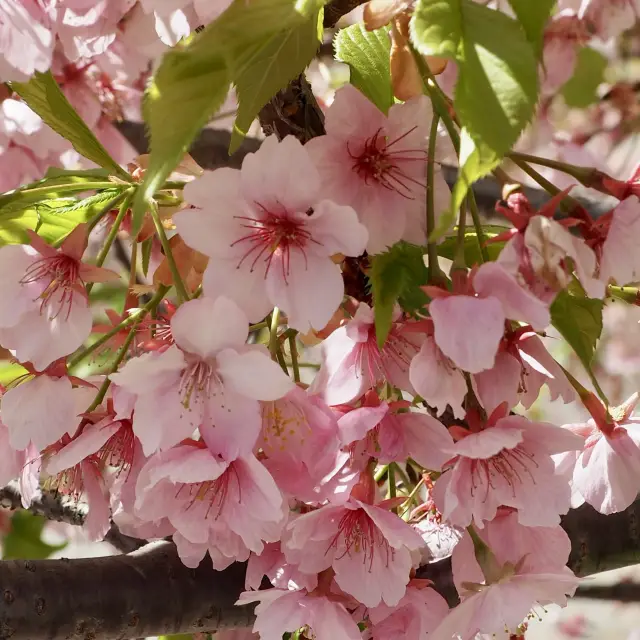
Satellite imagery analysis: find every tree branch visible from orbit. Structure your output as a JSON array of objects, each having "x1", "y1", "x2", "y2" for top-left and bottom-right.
[{"x1": 2, "y1": 497, "x2": 640, "y2": 639}]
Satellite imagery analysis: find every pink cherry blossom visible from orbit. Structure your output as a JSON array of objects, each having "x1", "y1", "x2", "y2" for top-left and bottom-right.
[
  {"x1": 245, "y1": 542, "x2": 318, "y2": 592},
  {"x1": 110, "y1": 296, "x2": 293, "y2": 456},
  {"x1": 174, "y1": 135, "x2": 368, "y2": 332},
  {"x1": 237, "y1": 588, "x2": 362, "y2": 640},
  {"x1": 306, "y1": 84, "x2": 450, "y2": 254},
  {"x1": 0, "y1": 416, "x2": 26, "y2": 486},
  {"x1": 557, "y1": 392, "x2": 640, "y2": 514},
  {"x1": 599, "y1": 196, "x2": 640, "y2": 286},
  {"x1": 310, "y1": 303, "x2": 424, "y2": 405},
  {"x1": 0, "y1": 0, "x2": 56, "y2": 82},
  {"x1": 409, "y1": 335, "x2": 467, "y2": 419},
  {"x1": 285, "y1": 498, "x2": 424, "y2": 607},
  {"x1": 578, "y1": 0, "x2": 640, "y2": 40},
  {"x1": 430, "y1": 559, "x2": 578, "y2": 640},
  {"x1": 1, "y1": 363, "x2": 95, "y2": 451},
  {"x1": 434, "y1": 408, "x2": 583, "y2": 528},
  {"x1": 367, "y1": 580, "x2": 449, "y2": 640},
  {"x1": 0, "y1": 224, "x2": 118, "y2": 370},
  {"x1": 259, "y1": 386, "x2": 342, "y2": 502},
  {"x1": 135, "y1": 442, "x2": 285, "y2": 565}
]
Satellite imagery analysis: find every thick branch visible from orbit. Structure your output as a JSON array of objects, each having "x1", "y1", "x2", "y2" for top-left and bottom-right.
[
  {"x1": 0, "y1": 482, "x2": 143, "y2": 555},
  {"x1": 2, "y1": 498, "x2": 640, "y2": 639},
  {"x1": 0, "y1": 540, "x2": 253, "y2": 640}
]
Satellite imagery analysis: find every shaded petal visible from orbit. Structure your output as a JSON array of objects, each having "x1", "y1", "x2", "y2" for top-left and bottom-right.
[
  {"x1": 305, "y1": 199, "x2": 369, "y2": 257},
  {"x1": 110, "y1": 345, "x2": 185, "y2": 395}
]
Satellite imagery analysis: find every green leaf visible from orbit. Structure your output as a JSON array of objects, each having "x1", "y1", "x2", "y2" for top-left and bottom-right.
[
  {"x1": 2, "y1": 511, "x2": 67, "y2": 560},
  {"x1": 229, "y1": 10, "x2": 322, "y2": 152},
  {"x1": 437, "y1": 223, "x2": 508, "y2": 264},
  {"x1": 370, "y1": 242, "x2": 429, "y2": 347},
  {"x1": 10, "y1": 72, "x2": 127, "y2": 179},
  {"x1": 550, "y1": 289, "x2": 607, "y2": 400},
  {"x1": 334, "y1": 23, "x2": 393, "y2": 113},
  {"x1": 134, "y1": 36, "x2": 230, "y2": 234},
  {"x1": 0, "y1": 361, "x2": 27, "y2": 386},
  {"x1": 561, "y1": 47, "x2": 608, "y2": 108},
  {"x1": 0, "y1": 191, "x2": 122, "y2": 246},
  {"x1": 412, "y1": 0, "x2": 538, "y2": 240},
  {"x1": 507, "y1": 0, "x2": 556, "y2": 56}
]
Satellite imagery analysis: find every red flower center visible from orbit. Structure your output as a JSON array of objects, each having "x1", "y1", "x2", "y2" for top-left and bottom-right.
[
  {"x1": 180, "y1": 462, "x2": 241, "y2": 520},
  {"x1": 349, "y1": 127, "x2": 426, "y2": 199}
]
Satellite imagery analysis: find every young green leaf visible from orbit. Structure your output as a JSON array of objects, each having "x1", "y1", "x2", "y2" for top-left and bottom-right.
[
  {"x1": 437, "y1": 223, "x2": 508, "y2": 264},
  {"x1": 507, "y1": 0, "x2": 556, "y2": 56},
  {"x1": 334, "y1": 23, "x2": 393, "y2": 113},
  {"x1": 550, "y1": 289, "x2": 607, "y2": 400},
  {"x1": 410, "y1": 0, "x2": 462, "y2": 58},
  {"x1": 10, "y1": 72, "x2": 128, "y2": 179},
  {"x1": 229, "y1": 11, "x2": 322, "y2": 152},
  {"x1": 561, "y1": 47, "x2": 608, "y2": 108},
  {"x1": 370, "y1": 242, "x2": 429, "y2": 347}
]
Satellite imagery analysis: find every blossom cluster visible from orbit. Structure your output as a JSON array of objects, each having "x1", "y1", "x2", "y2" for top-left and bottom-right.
[{"x1": 1, "y1": 71, "x2": 640, "y2": 640}]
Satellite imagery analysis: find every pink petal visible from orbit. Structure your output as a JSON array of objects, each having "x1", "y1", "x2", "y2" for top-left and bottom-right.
[
  {"x1": 171, "y1": 296, "x2": 249, "y2": 358},
  {"x1": 323, "y1": 84, "x2": 387, "y2": 140},
  {"x1": 81, "y1": 461, "x2": 111, "y2": 542},
  {"x1": 400, "y1": 411, "x2": 455, "y2": 470},
  {"x1": 305, "y1": 199, "x2": 369, "y2": 257},
  {"x1": 473, "y1": 351, "x2": 522, "y2": 415},
  {"x1": 452, "y1": 426, "x2": 524, "y2": 459},
  {"x1": 430, "y1": 296, "x2": 505, "y2": 374},
  {"x1": 110, "y1": 345, "x2": 185, "y2": 395},
  {"x1": 600, "y1": 196, "x2": 640, "y2": 286},
  {"x1": 337, "y1": 403, "x2": 389, "y2": 446}
]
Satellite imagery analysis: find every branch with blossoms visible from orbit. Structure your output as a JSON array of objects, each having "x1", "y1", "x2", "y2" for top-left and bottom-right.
[{"x1": 2, "y1": 1, "x2": 640, "y2": 640}]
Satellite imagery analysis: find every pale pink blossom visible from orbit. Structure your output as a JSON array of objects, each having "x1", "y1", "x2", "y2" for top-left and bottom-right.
[
  {"x1": 557, "y1": 392, "x2": 640, "y2": 514},
  {"x1": 245, "y1": 542, "x2": 318, "y2": 592},
  {"x1": 310, "y1": 303, "x2": 424, "y2": 405},
  {"x1": 237, "y1": 589, "x2": 362, "y2": 640},
  {"x1": 409, "y1": 335, "x2": 468, "y2": 419},
  {"x1": 367, "y1": 580, "x2": 449, "y2": 640},
  {"x1": 0, "y1": 417, "x2": 26, "y2": 485},
  {"x1": 599, "y1": 196, "x2": 640, "y2": 286},
  {"x1": 110, "y1": 296, "x2": 293, "y2": 456},
  {"x1": 135, "y1": 443, "x2": 285, "y2": 564},
  {"x1": 259, "y1": 386, "x2": 342, "y2": 502},
  {"x1": 0, "y1": 0, "x2": 56, "y2": 82},
  {"x1": 452, "y1": 511, "x2": 572, "y2": 596},
  {"x1": 434, "y1": 408, "x2": 583, "y2": 528},
  {"x1": 285, "y1": 499, "x2": 423, "y2": 607},
  {"x1": 430, "y1": 559, "x2": 578, "y2": 640},
  {"x1": 306, "y1": 84, "x2": 450, "y2": 254},
  {"x1": 175, "y1": 135, "x2": 368, "y2": 332},
  {"x1": 1, "y1": 365, "x2": 95, "y2": 451},
  {"x1": 578, "y1": 0, "x2": 640, "y2": 40},
  {"x1": 0, "y1": 225, "x2": 118, "y2": 370},
  {"x1": 338, "y1": 400, "x2": 454, "y2": 471}
]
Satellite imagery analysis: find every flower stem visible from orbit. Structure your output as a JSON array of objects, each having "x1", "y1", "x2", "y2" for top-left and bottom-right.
[
  {"x1": 288, "y1": 333, "x2": 300, "y2": 383},
  {"x1": 68, "y1": 285, "x2": 170, "y2": 369},
  {"x1": 453, "y1": 202, "x2": 468, "y2": 271},
  {"x1": 388, "y1": 463, "x2": 397, "y2": 512},
  {"x1": 508, "y1": 151, "x2": 597, "y2": 184},
  {"x1": 467, "y1": 191, "x2": 489, "y2": 263},
  {"x1": 426, "y1": 113, "x2": 447, "y2": 284},
  {"x1": 149, "y1": 201, "x2": 189, "y2": 304},
  {"x1": 374, "y1": 464, "x2": 389, "y2": 482}
]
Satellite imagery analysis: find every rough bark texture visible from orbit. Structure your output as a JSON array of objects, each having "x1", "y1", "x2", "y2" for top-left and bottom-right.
[{"x1": 0, "y1": 541, "x2": 254, "y2": 640}]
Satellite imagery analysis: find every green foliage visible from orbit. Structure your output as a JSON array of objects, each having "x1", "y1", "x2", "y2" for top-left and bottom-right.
[
  {"x1": 2, "y1": 511, "x2": 67, "y2": 560},
  {"x1": 229, "y1": 10, "x2": 322, "y2": 151},
  {"x1": 550, "y1": 289, "x2": 607, "y2": 401},
  {"x1": 334, "y1": 23, "x2": 393, "y2": 113},
  {"x1": 562, "y1": 47, "x2": 608, "y2": 108},
  {"x1": 136, "y1": 0, "x2": 325, "y2": 234},
  {"x1": 437, "y1": 224, "x2": 508, "y2": 264},
  {"x1": 370, "y1": 242, "x2": 429, "y2": 347},
  {"x1": 411, "y1": 0, "x2": 538, "y2": 240},
  {"x1": 507, "y1": 0, "x2": 557, "y2": 56},
  {"x1": 9, "y1": 72, "x2": 128, "y2": 179},
  {"x1": 0, "y1": 190, "x2": 124, "y2": 246},
  {"x1": 0, "y1": 361, "x2": 27, "y2": 386}
]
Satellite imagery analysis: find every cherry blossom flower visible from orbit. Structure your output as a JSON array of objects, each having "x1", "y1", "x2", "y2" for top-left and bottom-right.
[
  {"x1": 0, "y1": 0, "x2": 56, "y2": 82},
  {"x1": 134, "y1": 442, "x2": 285, "y2": 566},
  {"x1": 310, "y1": 303, "x2": 424, "y2": 405},
  {"x1": 285, "y1": 498, "x2": 424, "y2": 607},
  {"x1": 245, "y1": 542, "x2": 318, "y2": 592},
  {"x1": 430, "y1": 555, "x2": 578, "y2": 639},
  {"x1": 110, "y1": 296, "x2": 293, "y2": 456},
  {"x1": 1, "y1": 361, "x2": 95, "y2": 451},
  {"x1": 237, "y1": 588, "x2": 362, "y2": 640},
  {"x1": 556, "y1": 392, "x2": 640, "y2": 514},
  {"x1": 0, "y1": 224, "x2": 118, "y2": 370},
  {"x1": 433, "y1": 406, "x2": 584, "y2": 528},
  {"x1": 0, "y1": 416, "x2": 26, "y2": 486},
  {"x1": 306, "y1": 84, "x2": 450, "y2": 254},
  {"x1": 367, "y1": 580, "x2": 449, "y2": 640},
  {"x1": 174, "y1": 135, "x2": 368, "y2": 332},
  {"x1": 409, "y1": 335, "x2": 468, "y2": 419},
  {"x1": 599, "y1": 196, "x2": 640, "y2": 286},
  {"x1": 259, "y1": 386, "x2": 342, "y2": 502},
  {"x1": 578, "y1": 0, "x2": 640, "y2": 40}
]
